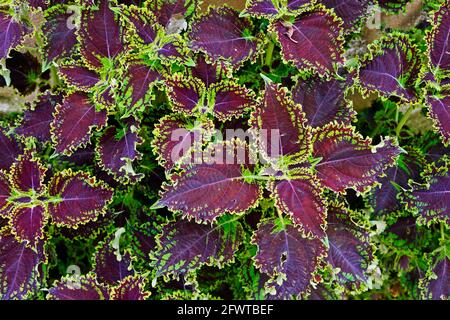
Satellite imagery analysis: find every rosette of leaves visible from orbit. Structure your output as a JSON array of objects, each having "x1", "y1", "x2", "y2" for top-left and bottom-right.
[{"x1": 47, "y1": 235, "x2": 150, "y2": 300}]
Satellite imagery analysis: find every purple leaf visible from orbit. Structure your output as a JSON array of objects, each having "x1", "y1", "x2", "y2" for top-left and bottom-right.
[
  {"x1": 427, "y1": 2, "x2": 450, "y2": 75},
  {"x1": 79, "y1": 0, "x2": 124, "y2": 69},
  {"x1": 97, "y1": 122, "x2": 143, "y2": 182},
  {"x1": 190, "y1": 55, "x2": 226, "y2": 88},
  {"x1": 406, "y1": 164, "x2": 450, "y2": 227},
  {"x1": 211, "y1": 82, "x2": 255, "y2": 121},
  {"x1": 152, "y1": 217, "x2": 243, "y2": 277},
  {"x1": 189, "y1": 7, "x2": 258, "y2": 67},
  {"x1": 313, "y1": 124, "x2": 401, "y2": 193},
  {"x1": 358, "y1": 35, "x2": 420, "y2": 101},
  {"x1": 59, "y1": 65, "x2": 100, "y2": 89},
  {"x1": 47, "y1": 275, "x2": 110, "y2": 300},
  {"x1": 10, "y1": 206, "x2": 47, "y2": 248},
  {"x1": 420, "y1": 256, "x2": 450, "y2": 300},
  {"x1": 16, "y1": 92, "x2": 62, "y2": 142},
  {"x1": 269, "y1": 171, "x2": 327, "y2": 238},
  {"x1": 124, "y1": 5, "x2": 158, "y2": 45},
  {"x1": 253, "y1": 220, "x2": 326, "y2": 299},
  {"x1": 43, "y1": 10, "x2": 78, "y2": 61},
  {"x1": 0, "y1": 129, "x2": 22, "y2": 171},
  {"x1": 94, "y1": 236, "x2": 134, "y2": 286},
  {"x1": 272, "y1": 9, "x2": 344, "y2": 76},
  {"x1": 123, "y1": 63, "x2": 161, "y2": 108},
  {"x1": 0, "y1": 13, "x2": 29, "y2": 59},
  {"x1": 386, "y1": 216, "x2": 417, "y2": 242},
  {"x1": 149, "y1": 0, "x2": 196, "y2": 29},
  {"x1": 51, "y1": 92, "x2": 107, "y2": 155},
  {"x1": 243, "y1": 0, "x2": 279, "y2": 18},
  {"x1": 287, "y1": 0, "x2": 311, "y2": 11},
  {"x1": 0, "y1": 173, "x2": 10, "y2": 217},
  {"x1": 321, "y1": 0, "x2": 372, "y2": 31},
  {"x1": 166, "y1": 75, "x2": 203, "y2": 115},
  {"x1": 110, "y1": 275, "x2": 149, "y2": 300},
  {"x1": 10, "y1": 150, "x2": 46, "y2": 194},
  {"x1": 0, "y1": 232, "x2": 43, "y2": 299},
  {"x1": 47, "y1": 170, "x2": 113, "y2": 228},
  {"x1": 250, "y1": 82, "x2": 310, "y2": 162},
  {"x1": 427, "y1": 93, "x2": 450, "y2": 145},
  {"x1": 292, "y1": 75, "x2": 356, "y2": 128}
]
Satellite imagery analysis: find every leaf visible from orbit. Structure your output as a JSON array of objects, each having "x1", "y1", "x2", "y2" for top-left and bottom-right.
[
  {"x1": 358, "y1": 35, "x2": 420, "y2": 101},
  {"x1": 0, "y1": 173, "x2": 10, "y2": 216},
  {"x1": 10, "y1": 206, "x2": 47, "y2": 249},
  {"x1": 149, "y1": 0, "x2": 196, "y2": 29},
  {"x1": 321, "y1": 0, "x2": 372, "y2": 31},
  {"x1": 47, "y1": 170, "x2": 113, "y2": 228},
  {"x1": 10, "y1": 150, "x2": 46, "y2": 194},
  {"x1": 313, "y1": 124, "x2": 401, "y2": 193},
  {"x1": 326, "y1": 203, "x2": 372, "y2": 287},
  {"x1": 97, "y1": 121, "x2": 143, "y2": 182},
  {"x1": 47, "y1": 274, "x2": 110, "y2": 300},
  {"x1": 94, "y1": 236, "x2": 134, "y2": 286},
  {"x1": 189, "y1": 55, "x2": 226, "y2": 88},
  {"x1": 151, "y1": 115, "x2": 213, "y2": 170},
  {"x1": 166, "y1": 75, "x2": 203, "y2": 114},
  {"x1": 250, "y1": 82, "x2": 310, "y2": 162},
  {"x1": 16, "y1": 92, "x2": 62, "y2": 142},
  {"x1": 122, "y1": 62, "x2": 161, "y2": 108},
  {"x1": 59, "y1": 65, "x2": 100, "y2": 90},
  {"x1": 427, "y1": 2, "x2": 450, "y2": 77},
  {"x1": 0, "y1": 129, "x2": 22, "y2": 171},
  {"x1": 253, "y1": 219, "x2": 326, "y2": 299},
  {"x1": 420, "y1": 256, "x2": 450, "y2": 300},
  {"x1": 271, "y1": 9, "x2": 344, "y2": 76},
  {"x1": 292, "y1": 75, "x2": 355, "y2": 128},
  {"x1": 51, "y1": 92, "x2": 107, "y2": 155},
  {"x1": 79, "y1": 0, "x2": 124, "y2": 69},
  {"x1": 211, "y1": 82, "x2": 255, "y2": 121},
  {"x1": 0, "y1": 232, "x2": 43, "y2": 300},
  {"x1": 286, "y1": 0, "x2": 311, "y2": 11},
  {"x1": 269, "y1": 170, "x2": 327, "y2": 238},
  {"x1": 0, "y1": 13, "x2": 30, "y2": 60},
  {"x1": 152, "y1": 216, "x2": 243, "y2": 278},
  {"x1": 189, "y1": 7, "x2": 258, "y2": 67},
  {"x1": 427, "y1": 93, "x2": 450, "y2": 146},
  {"x1": 405, "y1": 164, "x2": 450, "y2": 227},
  {"x1": 110, "y1": 275, "x2": 149, "y2": 300},
  {"x1": 157, "y1": 142, "x2": 261, "y2": 222},
  {"x1": 43, "y1": 9, "x2": 78, "y2": 61},
  {"x1": 123, "y1": 5, "x2": 158, "y2": 45},
  {"x1": 243, "y1": 0, "x2": 279, "y2": 18}
]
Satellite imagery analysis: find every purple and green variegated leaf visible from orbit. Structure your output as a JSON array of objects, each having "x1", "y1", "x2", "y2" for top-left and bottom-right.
[
  {"x1": 130, "y1": 222, "x2": 159, "y2": 262},
  {"x1": 243, "y1": 0, "x2": 279, "y2": 18},
  {"x1": 158, "y1": 41, "x2": 185, "y2": 61},
  {"x1": 0, "y1": 129, "x2": 22, "y2": 171},
  {"x1": 189, "y1": 7, "x2": 258, "y2": 67},
  {"x1": 0, "y1": 232, "x2": 43, "y2": 300},
  {"x1": 326, "y1": 203, "x2": 372, "y2": 287},
  {"x1": 110, "y1": 275, "x2": 150, "y2": 300},
  {"x1": 94, "y1": 236, "x2": 134, "y2": 286},
  {"x1": 358, "y1": 35, "x2": 420, "y2": 101},
  {"x1": 43, "y1": 9, "x2": 78, "y2": 61},
  {"x1": 427, "y1": 2, "x2": 450, "y2": 77},
  {"x1": 250, "y1": 82, "x2": 310, "y2": 162},
  {"x1": 47, "y1": 170, "x2": 113, "y2": 228},
  {"x1": 370, "y1": 152, "x2": 422, "y2": 215},
  {"x1": 287, "y1": 0, "x2": 312, "y2": 11},
  {"x1": 292, "y1": 75, "x2": 356, "y2": 128},
  {"x1": 211, "y1": 82, "x2": 255, "y2": 121},
  {"x1": 10, "y1": 150, "x2": 46, "y2": 194},
  {"x1": 158, "y1": 162, "x2": 262, "y2": 222},
  {"x1": 253, "y1": 219, "x2": 326, "y2": 299},
  {"x1": 47, "y1": 274, "x2": 110, "y2": 300},
  {"x1": 152, "y1": 216, "x2": 243, "y2": 278},
  {"x1": 271, "y1": 9, "x2": 344, "y2": 76},
  {"x1": 149, "y1": 0, "x2": 196, "y2": 29},
  {"x1": 51, "y1": 92, "x2": 107, "y2": 156},
  {"x1": 321, "y1": 0, "x2": 373, "y2": 31},
  {"x1": 122, "y1": 63, "x2": 161, "y2": 108},
  {"x1": 0, "y1": 173, "x2": 10, "y2": 216},
  {"x1": 10, "y1": 205, "x2": 47, "y2": 248},
  {"x1": 123, "y1": 5, "x2": 158, "y2": 45},
  {"x1": 79, "y1": 0, "x2": 124, "y2": 69},
  {"x1": 313, "y1": 124, "x2": 401, "y2": 193},
  {"x1": 386, "y1": 216, "x2": 417, "y2": 242},
  {"x1": 269, "y1": 170, "x2": 327, "y2": 239},
  {"x1": 16, "y1": 92, "x2": 62, "y2": 142},
  {"x1": 189, "y1": 55, "x2": 226, "y2": 88},
  {"x1": 97, "y1": 121, "x2": 143, "y2": 182},
  {"x1": 0, "y1": 13, "x2": 30, "y2": 60},
  {"x1": 152, "y1": 115, "x2": 213, "y2": 170},
  {"x1": 166, "y1": 75, "x2": 204, "y2": 114},
  {"x1": 425, "y1": 143, "x2": 450, "y2": 165},
  {"x1": 420, "y1": 256, "x2": 450, "y2": 300},
  {"x1": 405, "y1": 164, "x2": 450, "y2": 226},
  {"x1": 59, "y1": 65, "x2": 100, "y2": 90},
  {"x1": 427, "y1": 93, "x2": 450, "y2": 145}
]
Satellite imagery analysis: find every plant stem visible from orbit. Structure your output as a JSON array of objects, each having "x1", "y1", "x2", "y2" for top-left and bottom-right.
[
  {"x1": 265, "y1": 40, "x2": 275, "y2": 67},
  {"x1": 396, "y1": 104, "x2": 415, "y2": 137}
]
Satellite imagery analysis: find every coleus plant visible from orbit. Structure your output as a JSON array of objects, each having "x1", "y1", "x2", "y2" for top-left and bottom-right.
[{"x1": 0, "y1": 0, "x2": 449, "y2": 301}]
